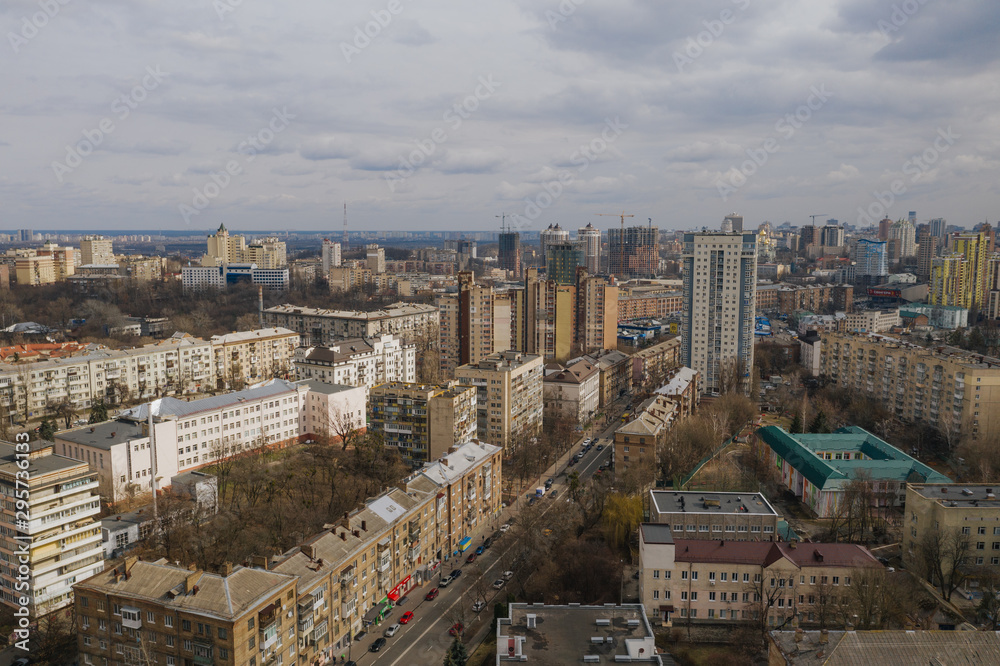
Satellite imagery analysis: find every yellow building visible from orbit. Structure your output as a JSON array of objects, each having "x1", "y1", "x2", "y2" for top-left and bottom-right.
[
  {"x1": 368, "y1": 381, "x2": 478, "y2": 463},
  {"x1": 202, "y1": 223, "x2": 247, "y2": 265},
  {"x1": 14, "y1": 255, "x2": 55, "y2": 285},
  {"x1": 455, "y1": 351, "x2": 544, "y2": 451},
  {"x1": 931, "y1": 231, "x2": 989, "y2": 309},
  {"x1": 902, "y1": 484, "x2": 1000, "y2": 577},
  {"x1": 79, "y1": 235, "x2": 115, "y2": 265}
]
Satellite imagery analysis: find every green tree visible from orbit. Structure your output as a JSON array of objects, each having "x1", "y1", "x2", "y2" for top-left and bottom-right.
[
  {"x1": 89, "y1": 399, "x2": 109, "y2": 424},
  {"x1": 444, "y1": 636, "x2": 468, "y2": 666},
  {"x1": 789, "y1": 411, "x2": 802, "y2": 435},
  {"x1": 947, "y1": 328, "x2": 966, "y2": 347},
  {"x1": 38, "y1": 417, "x2": 56, "y2": 441},
  {"x1": 808, "y1": 410, "x2": 829, "y2": 434},
  {"x1": 968, "y1": 326, "x2": 986, "y2": 353}
]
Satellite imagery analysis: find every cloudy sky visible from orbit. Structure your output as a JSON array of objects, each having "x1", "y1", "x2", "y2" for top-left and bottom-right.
[{"x1": 2, "y1": 0, "x2": 998, "y2": 234}]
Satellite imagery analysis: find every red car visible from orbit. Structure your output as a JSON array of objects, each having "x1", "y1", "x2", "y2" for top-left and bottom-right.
[
  {"x1": 425, "y1": 588, "x2": 439, "y2": 601},
  {"x1": 449, "y1": 622, "x2": 464, "y2": 636},
  {"x1": 466, "y1": 552, "x2": 477, "y2": 564},
  {"x1": 399, "y1": 611, "x2": 414, "y2": 624}
]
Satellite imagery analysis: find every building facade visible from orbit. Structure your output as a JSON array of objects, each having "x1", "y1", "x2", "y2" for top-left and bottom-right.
[
  {"x1": 648, "y1": 491, "x2": 779, "y2": 541},
  {"x1": 578, "y1": 222, "x2": 602, "y2": 274},
  {"x1": 609, "y1": 225, "x2": 659, "y2": 278},
  {"x1": 455, "y1": 351, "x2": 543, "y2": 451},
  {"x1": 209, "y1": 328, "x2": 299, "y2": 390},
  {"x1": 263, "y1": 303, "x2": 439, "y2": 349},
  {"x1": 542, "y1": 359, "x2": 600, "y2": 425},
  {"x1": 902, "y1": 483, "x2": 1000, "y2": 575},
  {"x1": 368, "y1": 382, "x2": 477, "y2": 464},
  {"x1": 293, "y1": 334, "x2": 416, "y2": 388},
  {"x1": 80, "y1": 236, "x2": 115, "y2": 266}
]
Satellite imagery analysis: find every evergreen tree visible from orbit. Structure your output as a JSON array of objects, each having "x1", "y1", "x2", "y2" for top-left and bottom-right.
[
  {"x1": 789, "y1": 411, "x2": 803, "y2": 435},
  {"x1": 808, "y1": 410, "x2": 829, "y2": 434},
  {"x1": 89, "y1": 399, "x2": 109, "y2": 424},
  {"x1": 38, "y1": 418, "x2": 56, "y2": 441},
  {"x1": 444, "y1": 637, "x2": 468, "y2": 666}
]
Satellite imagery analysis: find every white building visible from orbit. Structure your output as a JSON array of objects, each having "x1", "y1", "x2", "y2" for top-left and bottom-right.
[
  {"x1": 53, "y1": 380, "x2": 308, "y2": 503},
  {"x1": 298, "y1": 380, "x2": 367, "y2": 439},
  {"x1": 681, "y1": 232, "x2": 758, "y2": 394},
  {"x1": 0, "y1": 441, "x2": 103, "y2": 615},
  {"x1": 842, "y1": 308, "x2": 900, "y2": 333},
  {"x1": 181, "y1": 263, "x2": 289, "y2": 291},
  {"x1": 293, "y1": 334, "x2": 416, "y2": 388},
  {"x1": 542, "y1": 359, "x2": 600, "y2": 425},
  {"x1": 577, "y1": 223, "x2": 602, "y2": 274},
  {"x1": 321, "y1": 239, "x2": 342, "y2": 273}
]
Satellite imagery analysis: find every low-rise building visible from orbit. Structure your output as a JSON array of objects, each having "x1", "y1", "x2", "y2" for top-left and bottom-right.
[
  {"x1": 0, "y1": 441, "x2": 103, "y2": 616},
  {"x1": 842, "y1": 308, "x2": 900, "y2": 333},
  {"x1": 455, "y1": 351, "x2": 544, "y2": 451},
  {"x1": 298, "y1": 380, "x2": 367, "y2": 441},
  {"x1": 769, "y1": 629, "x2": 1000, "y2": 665},
  {"x1": 630, "y1": 337, "x2": 682, "y2": 391},
  {"x1": 755, "y1": 425, "x2": 951, "y2": 518},
  {"x1": 902, "y1": 483, "x2": 1000, "y2": 576},
  {"x1": 543, "y1": 359, "x2": 600, "y2": 425},
  {"x1": 648, "y1": 490, "x2": 779, "y2": 541},
  {"x1": 614, "y1": 395, "x2": 677, "y2": 477},
  {"x1": 263, "y1": 302, "x2": 440, "y2": 348},
  {"x1": 182, "y1": 263, "x2": 289, "y2": 291},
  {"x1": 210, "y1": 327, "x2": 299, "y2": 389},
  {"x1": 654, "y1": 367, "x2": 699, "y2": 418},
  {"x1": 368, "y1": 381, "x2": 477, "y2": 464},
  {"x1": 569, "y1": 349, "x2": 632, "y2": 407},
  {"x1": 293, "y1": 334, "x2": 416, "y2": 389},
  {"x1": 638, "y1": 525, "x2": 881, "y2": 626},
  {"x1": 496, "y1": 603, "x2": 663, "y2": 665}
]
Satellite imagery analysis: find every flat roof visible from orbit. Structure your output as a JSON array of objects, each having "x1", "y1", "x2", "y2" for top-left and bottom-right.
[
  {"x1": 639, "y1": 523, "x2": 674, "y2": 545},
  {"x1": 770, "y1": 630, "x2": 1000, "y2": 666},
  {"x1": 909, "y1": 483, "x2": 1000, "y2": 507},
  {"x1": 650, "y1": 491, "x2": 778, "y2": 516},
  {"x1": 298, "y1": 379, "x2": 364, "y2": 395},
  {"x1": 0, "y1": 441, "x2": 90, "y2": 478},
  {"x1": 498, "y1": 604, "x2": 661, "y2": 665},
  {"x1": 56, "y1": 419, "x2": 146, "y2": 451}
]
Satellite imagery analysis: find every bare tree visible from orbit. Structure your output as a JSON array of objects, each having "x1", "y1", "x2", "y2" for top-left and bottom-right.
[
  {"x1": 741, "y1": 567, "x2": 799, "y2": 654},
  {"x1": 917, "y1": 524, "x2": 972, "y2": 600},
  {"x1": 847, "y1": 566, "x2": 894, "y2": 629}
]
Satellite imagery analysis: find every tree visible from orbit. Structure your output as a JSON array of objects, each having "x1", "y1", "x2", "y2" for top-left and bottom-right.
[
  {"x1": 741, "y1": 566, "x2": 799, "y2": 654},
  {"x1": 976, "y1": 567, "x2": 1000, "y2": 630},
  {"x1": 808, "y1": 410, "x2": 830, "y2": 434},
  {"x1": 444, "y1": 636, "x2": 468, "y2": 666},
  {"x1": 603, "y1": 493, "x2": 643, "y2": 550},
  {"x1": 917, "y1": 525, "x2": 972, "y2": 600},
  {"x1": 89, "y1": 398, "x2": 109, "y2": 424},
  {"x1": 848, "y1": 566, "x2": 894, "y2": 629},
  {"x1": 38, "y1": 417, "x2": 56, "y2": 441},
  {"x1": 789, "y1": 411, "x2": 803, "y2": 435}
]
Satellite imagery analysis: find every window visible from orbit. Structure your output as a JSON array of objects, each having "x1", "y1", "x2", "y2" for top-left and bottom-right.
[
  {"x1": 962, "y1": 527, "x2": 971, "y2": 535},
  {"x1": 810, "y1": 576, "x2": 816, "y2": 584},
  {"x1": 165, "y1": 616, "x2": 174, "y2": 628},
  {"x1": 147, "y1": 611, "x2": 155, "y2": 623},
  {"x1": 720, "y1": 573, "x2": 727, "y2": 582},
  {"x1": 709, "y1": 592, "x2": 716, "y2": 601},
  {"x1": 845, "y1": 577, "x2": 851, "y2": 586},
  {"x1": 681, "y1": 571, "x2": 688, "y2": 580},
  {"x1": 248, "y1": 617, "x2": 255, "y2": 630},
  {"x1": 218, "y1": 627, "x2": 227, "y2": 639},
  {"x1": 681, "y1": 591, "x2": 688, "y2": 600},
  {"x1": 182, "y1": 620, "x2": 191, "y2": 632},
  {"x1": 691, "y1": 592, "x2": 698, "y2": 600},
  {"x1": 653, "y1": 570, "x2": 659, "y2": 579},
  {"x1": 184, "y1": 639, "x2": 193, "y2": 651},
  {"x1": 979, "y1": 542, "x2": 986, "y2": 550},
  {"x1": 699, "y1": 525, "x2": 709, "y2": 532},
  {"x1": 691, "y1": 571, "x2": 698, "y2": 580},
  {"x1": 653, "y1": 590, "x2": 659, "y2": 599}
]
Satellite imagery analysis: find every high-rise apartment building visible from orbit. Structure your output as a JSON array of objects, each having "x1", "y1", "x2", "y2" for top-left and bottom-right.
[
  {"x1": 820, "y1": 225, "x2": 845, "y2": 248},
  {"x1": 578, "y1": 223, "x2": 602, "y2": 274},
  {"x1": 608, "y1": 225, "x2": 659, "y2": 278},
  {"x1": 203, "y1": 223, "x2": 247, "y2": 265},
  {"x1": 799, "y1": 225, "x2": 819, "y2": 247},
  {"x1": 723, "y1": 213, "x2": 744, "y2": 233},
  {"x1": 244, "y1": 237, "x2": 287, "y2": 269},
  {"x1": 878, "y1": 217, "x2": 892, "y2": 241},
  {"x1": 576, "y1": 273, "x2": 619, "y2": 353},
  {"x1": 80, "y1": 235, "x2": 115, "y2": 265},
  {"x1": 14, "y1": 255, "x2": 55, "y2": 285},
  {"x1": 930, "y1": 217, "x2": 948, "y2": 242},
  {"x1": 18, "y1": 229, "x2": 33, "y2": 242},
  {"x1": 931, "y1": 230, "x2": 990, "y2": 309},
  {"x1": 545, "y1": 241, "x2": 585, "y2": 285},
  {"x1": 0, "y1": 441, "x2": 103, "y2": 616},
  {"x1": 681, "y1": 232, "x2": 757, "y2": 394},
  {"x1": 437, "y1": 272, "x2": 498, "y2": 378},
  {"x1": 455, "y1": 351, "x2": 543, "y2": 451},
  {"x1": 538, "y1": 224, "x2": 570, "y2": 270},
  {"x1": 321, "y1": 238, "x2": 342, "y2": 273},
  {"x1": 855, "y1": 239, "x2": 888, "y2": 282},
  {"x1": 917, "y1": 229, "x2": 937, "y2": 279},
  {"x1": 365, "y1": 244, "x2": 386, "y2": 274},
  {"x1": 368, "y1": 381, "x2": 477, "y2": 464},
  {"x1": 889, "y1": 218, "x2": 917, "y2": 258},
  {"x1": 498, "y1": 231, "x2": 522, "y2": 278}
]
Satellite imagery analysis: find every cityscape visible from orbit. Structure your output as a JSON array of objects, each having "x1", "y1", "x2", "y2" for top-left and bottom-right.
[{"x1": 4, "y1": 2, "x2": 1000, "y2": 666}]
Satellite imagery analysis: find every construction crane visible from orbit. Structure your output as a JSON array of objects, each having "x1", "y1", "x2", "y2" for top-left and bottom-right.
[
  {"x1": 808, "y1": 214, "x2": 827, "y2": 226},
  {"x1": 597, "y1": 212, "x2": 634, "y2": 277},
  {"x1": 496, "y1": 212, "x2": 509, "y2": 233}
]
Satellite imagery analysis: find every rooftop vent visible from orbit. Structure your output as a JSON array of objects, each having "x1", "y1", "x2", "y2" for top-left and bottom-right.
[
  {"x1": 526, "y1": 614, "x2": 536, "y2": 629},
  {"x1": 963, "y1": 488, "x2": 974, "y2": 496},
  {"x1": 583, "y1": 656, "x2": 600, "y2": 663},
  {"x1": 627, "y1": 619, "x2": 640, "y2": 627},
  {"x1": 591, "y1": 637, "x2": 605, "y2": 644},
  {"x1": 596, "y1": 619, "x2": 611, "y2": 626}
]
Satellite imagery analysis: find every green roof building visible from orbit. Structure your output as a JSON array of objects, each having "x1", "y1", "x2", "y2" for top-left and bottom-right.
[{"x1": 755, "y1": 425, "x2": 951, "y2": 517}]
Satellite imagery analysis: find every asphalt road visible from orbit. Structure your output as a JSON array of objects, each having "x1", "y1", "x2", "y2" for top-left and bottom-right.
[{"x1": 341, "y1": 434, "x2": 617, "y2": 666}]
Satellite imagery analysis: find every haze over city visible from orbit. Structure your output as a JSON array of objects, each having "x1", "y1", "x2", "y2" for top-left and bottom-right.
[{"x1": 3, "y1": 1, "x2": 999, "y2": 232}]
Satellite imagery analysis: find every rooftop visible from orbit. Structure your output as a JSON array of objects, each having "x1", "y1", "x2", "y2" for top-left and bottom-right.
[
  {"x1": 209, "y1": 327, "x2": 298, "y2": 344},
  {"x1": 264, "y1": 302, "x2": 438, "y2": 320},
  {"x1": 497, "y1": 603, "x2": 662, "y2": 666},
  {"x1": 639, "y1": 523, "x2": 674, "y2": 545},
  {"x1": 655, "y1": 367, "x2": 698, "y2": 396},
  {"x1": 769, "y1": 629, "x2": 1000, "y2": 666},
  {"x1": 671, "y1": 539, "x2": 881, "y2": 569},
  {"x1": 297, "y1": 379, "x2": 364, "y2": 396},
  {"x1": 0, "y1": 441, "x2": 91, "y2": 479},
  {"x1": 410, "y1": 439, "x2": 500, "y2": 487},
  {"x1": 119, "y1": 379, "x2": 302, "y2": 421},
  {"x1": 55, "y1": 419, "x2": 146, "y2": 451},
  {"x1": 650, "y1": 491, "x2": 778, "y2": 517},
  {"x1": 908, "y1": 483, "x2": 1000, "y2": 507}
]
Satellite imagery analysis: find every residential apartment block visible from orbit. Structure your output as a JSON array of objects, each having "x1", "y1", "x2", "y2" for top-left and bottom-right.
[
  {"x1": 630, "y1": 337, "x2": 682, "y2": 390},
  {"x1": 755, "y1": 425, "x2": 951, "y2": 518},
  {"x1": 648, "y1": 491, "x2": 779, "y2": 541},
  {"x1": 437, "y1": 272, "x2": 498, "y2": 377},
  {"x1": 841, "y1": 309, "x2": 900, "y2": 333},
  {"x1": 209, "y1": 328, "x2": 299, "y2": 389},
  {"x1": 15, "y1": 255, "x2": 55, "y2": 286},
  {"x1": 0, "y1": 441, "x2": 103, "y2": 616},
  {"x1": 654, "y1": 367, "x2": 699, "y2": 418},
  {"x1": 293, "y1": 334, "x2": 416, "y2": 388},
  {"x1": 638, "y1": 525, "x2": 881, "y2": 626},
  {"x1": 80, "y1": 236, "x2": 115, "y2": 265},
  {"x1": 609, "y1": 225, "x2": 659, "y2": 278},
  {"x1": 902, "y1": 484, "x2": 1000, "y2": 574},
  {"x1": 543, "y1": 359, "x2": 600, "y2": 425},
  {"x1": 263, "y1": 303, "x2": 440, "y2": 348},
  {"x1": 755, "y1": 283, "x2": 853, "y2": 314},
  {"x1": 75, "y1": 440, "x2": 502, "y2": 664},
  {"x1": 368, "y1": 382, "x2": 477, "y2": 464},
  {"x1": 613, "y1": 395, "x2": 677, "y2": 477},
  {"x1": 681, "y1": 232, "x2": 758, "y2": 394},
  {"x1": 818, "y1": 331, "x2": 1000, "y2": 439},
  {"x1": 54, "y1": 379, "x2": 309, "y2": 503},
  {"x1": 299, "y1": 380, "x2": 367, "y2": 441},
  {"x1": 455, "y1": 351, "x2": 543, "y2": 451},
  {"x1": 570, "y1": 349, "x2": 632, "y2": 408}
]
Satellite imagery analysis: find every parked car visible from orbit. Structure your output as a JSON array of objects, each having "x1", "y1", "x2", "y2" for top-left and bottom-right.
[
  {"x1": 425, "y1": 588, "x2": 439, "y2": 601},
  {"x1": 550, "y1": 490, "x2": 558, "y2": 499},
  {"x1": 528, "y1": 497, "x2": 537, "y2": 506},
  {"x1": 438, "y1": 576, "x2": 452, "y2": 588},
  {"x1": 369, "y1": 638, "x2": 387, "y2": 652},
  {"x1": 451, "y1": 569, "x2": 463, "y2": 580},
  {"x1": 399, "y1": 611, "x2": 415, "y2": 624},
  {"x1": 583, "y1": 438, "x2": 592, "y2": 445},
  {"x1": 384, "y1": 623, "x2": 401, "y2": 637},
  {"x1": 500, "y1": 524, "x2": 511, "y2": 533},
  {"x1": 475, "y1": 545, "x2": 485, "y2": 555},
  {"x1": 596, "y1": 444, "x2": 604, "y2": 451},
  {"x1": 449, "y1": 622, "x2": 464, "y2": 636},
  {"x1": 492, "y1": 578, "x2": 506, "y2": 589},
  {"x1": 466, "y1": 552, "x2": 477, "y2": 563},
  {"x1": 472, "y1": 600, "x2": 486, "y2": 612},
  {"x1": 544, "y1": 477, "x2": 554, "y2": 488},
  {"x1": 502, "y1": 570, "x2": 514, "y2": 580},
  {"x1": 483, "y1": 537, "x2": 493, "y2": 549}
]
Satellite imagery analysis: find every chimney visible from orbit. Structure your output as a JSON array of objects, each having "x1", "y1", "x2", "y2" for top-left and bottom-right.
[
  {"x1": 251, "y1": 555, "x2": 269, "y2": 571},
  {"x1": 340, "y1": 531, "x2": 347, "y2": 541},
  {"x1": 789, "y1": 540, "x2": 797, "y2": 549},
  {"x1": 221, "y1": 562, "x2": 233, "y2": 577},
  {"x1": 302, "y1": 544, "x2": 316, "y2": 560},
  {"x1": 185, "y1": 571, "x2": 200, "y2": 594},
  {"x1": 361, "y1": 520, "x2": 367, "y2": 532},
  {"x1": 187, "y1": 563, "x2": 197, "y2": 571}
]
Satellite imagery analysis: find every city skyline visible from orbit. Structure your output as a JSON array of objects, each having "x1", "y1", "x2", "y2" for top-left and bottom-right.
[{"x1": 3, "y1": 2, "x2": 998, "y2": 233}]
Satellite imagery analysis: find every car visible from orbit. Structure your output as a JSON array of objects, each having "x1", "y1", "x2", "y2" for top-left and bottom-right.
[
  {"x1": 399, "y1": 611, "x2": 415, "y2": 624},
  {"x1": 583, "y1": 438, "x2": 592, "y2": 445},
  {"x1": 396, "y1": 595, "x2": 408, "y2": 605},
  {"x1": 449, "y1": 622, "x2": 464, "y2": 636},
  {"x1": 472, "y1": 600, "x2": 486, "y2": 612},
  {"x1": 544, "y1": 477, "x2": 554, "y2": 488},
  {"x1": 13, "y1": 660, "x2": 30, "y2": 666},
  {"x1": 493, "y1": 578, "x2": 506, "y2": 589},
  {"x1": 483, "y1": 537, "x2": 493, "y2": 549},
  {"x1": 502, "y1": 570, "x2": 514, "y2": 580},
  {"x1": 550, "y1": 490, "x2": 558, "y2": 499},
  {"x1": 438, "y1": 577, "x2": 452, "y2": 588},
  {"x1": 569, "y1": 457, "x2": 577, "y2": 466},
  {"x1": 475, "y1": 545, "x2": 485, "y2": 555},
  {"x1": 596, "y1": 444, "x2": 604, "y2": 451},
  {"x1": 451, "y1": 569, "x2": 463, "y2": 580},
  {"x1": 425, "y1": 588, "x2": 439, "y2": 601},
  {"x1": 528, "y1": 497, "x2": 537, "y2": 506},
  {"x1": 384, "y1": 623, "x2": 401, "y2": 637},
  {"x1": 500, "y1": 523, "x2": 511, "y2": 533},
  {"x1": 369, "y1": 637, "x2": 387, "y2": 652},
  {"x1": 595, "y1": 468, "x2": 604, "y2": 475},
  {"x1": 466, "y1": 552, "x2": 477, "y2": 563}
]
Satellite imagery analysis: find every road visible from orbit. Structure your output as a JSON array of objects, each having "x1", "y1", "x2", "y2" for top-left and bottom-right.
[{"x1": 341, "y1": 434, "x2": 617, "y2": 666}]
